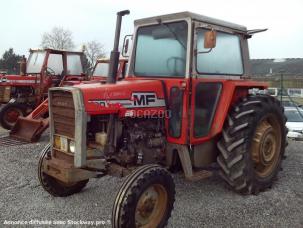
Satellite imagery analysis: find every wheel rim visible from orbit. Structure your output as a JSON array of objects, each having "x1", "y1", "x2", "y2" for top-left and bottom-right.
[
  {"x1": 135, "y1": 184, "x2": 168, "y2": 227},
  {"x1": 4, "y1": 108, "x2": 22, "y2": 126},
  {"x1": 251, "y1": 114, "x2": 282, "y2": 178}
]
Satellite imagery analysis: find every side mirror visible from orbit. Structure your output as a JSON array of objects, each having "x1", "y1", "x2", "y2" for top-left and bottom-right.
[
  {"x1": 122, "y1": 35, "x2": 132, "y2": 57},
  {"x1": 204, "y1": 30, "x2": 216, "y2": 49}
]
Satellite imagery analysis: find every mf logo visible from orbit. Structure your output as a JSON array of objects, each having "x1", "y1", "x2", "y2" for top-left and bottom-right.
[
  {"x1": 133, "y1": 93, "x2": 156, "y2": 106},
  {"x1": 131, "y1": 92, "x2": 165, "y2": 107}
]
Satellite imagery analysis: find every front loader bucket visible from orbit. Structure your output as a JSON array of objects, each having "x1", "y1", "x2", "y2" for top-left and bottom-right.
[{"x1": 10, "y1": 117, "x2": 47, "y2": 142}]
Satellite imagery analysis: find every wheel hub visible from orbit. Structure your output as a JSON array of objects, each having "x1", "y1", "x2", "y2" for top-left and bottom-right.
[
  {"x1": 254, "y1": 123, "x2": 276, "y2": 166},
  {"x1": 137, "y1": 189, "x2": 157, "y2": 218},
  {"x1": 135, "y1": 184, "x2": 167, "y2": 227},
  {"x1": 5, "y1": 109, "x2": 21, "y2": 123},
  {"x1": 251, "y1": 117, "x2": 281, "y2": 178},
  {"x1": 261, "y1": 132, "x2": 276, "y2": 164}
]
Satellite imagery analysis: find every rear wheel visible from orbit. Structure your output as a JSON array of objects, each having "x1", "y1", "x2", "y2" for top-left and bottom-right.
[
  {"x1": 217, "y1": 95, "x2": 287, "y2": 194},
  {"x1": 112, "y1": 164, "x2": 175, "y2": 228},
  {"x1": 0, "y1": 103, "x2": 26, "y2": 130},
  {"x1": 38, "y1": 144, "x2": 88, "y2": 197}
]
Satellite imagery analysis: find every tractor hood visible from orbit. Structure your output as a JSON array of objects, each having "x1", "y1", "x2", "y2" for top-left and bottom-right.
[{"x1": 75, "y1": 80, "x2": 166, "y2": 115}]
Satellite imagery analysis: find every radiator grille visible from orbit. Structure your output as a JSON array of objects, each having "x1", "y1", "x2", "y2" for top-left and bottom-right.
[{"x1": 50, "y1": 91, "x2": 75, "y2": 139}]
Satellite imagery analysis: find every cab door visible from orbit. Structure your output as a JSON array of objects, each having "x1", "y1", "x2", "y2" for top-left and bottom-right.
[{"x1": 189, "y1": 23, "x2": 244, "y2": 145}]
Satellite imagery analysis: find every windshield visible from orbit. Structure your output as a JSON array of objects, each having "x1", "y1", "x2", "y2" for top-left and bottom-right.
[
  {"x1": 134, "y1": 21, "x2": 188, "y2": 77},
  {"x1": 285, "y1": 109, "x2": 303, "y2": 122},
  {"x1": 93, "y1": 62, "x2": 109, "y2": 77},
  {"x1": 67, "y1": 54, "x2": 83, "y2": 75},
  {"x1": 27, "y1": 51, "x2": 46, "y2": 73}
]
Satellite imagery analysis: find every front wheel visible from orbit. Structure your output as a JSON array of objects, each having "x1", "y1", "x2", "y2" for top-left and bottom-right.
[
  {"x1": 0, "y1": 103, "x2": 26, "y2": 130},
  {"x1": 217, "y1": 95, "x2": 287, "y2": 194},
  {"x1": 112, "y1": 164, "x2": 175, "y2": 228},
  {"x1": 38, "y1": 144, "x2": 88, "y2": 197}
]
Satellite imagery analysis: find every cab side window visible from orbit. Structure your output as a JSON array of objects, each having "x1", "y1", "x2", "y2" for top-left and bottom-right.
[
  {"x1": 47, "y1": 54, "x2": 64, "y2": 75},
  {"x1": 67, "y1": 54, "x2": 83, "y2": 75},
  {"x1": 196, "y1": 29, "x2": 243, "y2": 75},
  {"x1": 194, "y1": 83, "x2": 222, "y2": 137}
]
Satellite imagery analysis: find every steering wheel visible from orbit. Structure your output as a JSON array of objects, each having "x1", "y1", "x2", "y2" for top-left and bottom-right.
[
  {"x1": 46, "y1": 67, "x2": 56, "y2": 76},
  {"x1": 166, "y1": 57, "x2": 186, "y2": 76}
]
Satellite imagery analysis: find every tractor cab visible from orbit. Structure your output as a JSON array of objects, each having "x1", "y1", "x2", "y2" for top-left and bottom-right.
[
  {"x1": 0, "y1": 48, "x2": 86, "y2": 104},
  {"x1": 0, "y1": 48, "x2": 86, "y2": 130},
  {"x1": 126, "y1": 12, "x2": 251, "y2": 79},
  {"x1": 26, "y1": 48, "x2": 85, "y2": 88}
]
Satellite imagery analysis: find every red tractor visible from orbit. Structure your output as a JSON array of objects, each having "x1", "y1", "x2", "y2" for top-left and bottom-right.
[
  {"x1": 38, "y1": 11, "x2": 287, "y2": 227},
  {"x1": 0, "y1": 48, "x2": 86, "y2": 130},
  {"x1": 9, "y1": 58, "x2": 128, "y2": 142}
]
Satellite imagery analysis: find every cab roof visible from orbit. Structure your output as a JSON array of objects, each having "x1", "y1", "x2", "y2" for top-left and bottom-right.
[
  {"x1": 29, "y1": 48, "x2": 83, "y2": 55},
  {"x1": 96, "y1": 57, "x2": 128, "y2": 63},
  {"x1": 134, "y1": 11, "x2": 247, "y2": 33}
]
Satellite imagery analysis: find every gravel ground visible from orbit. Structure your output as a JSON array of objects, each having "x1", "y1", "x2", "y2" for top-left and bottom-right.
[
  {"x1": 0, "y1": 129, "x2": 302, "y2": 227},
  {"x1": 0, "y1": 127, "x2": 7, "y2": 137}
]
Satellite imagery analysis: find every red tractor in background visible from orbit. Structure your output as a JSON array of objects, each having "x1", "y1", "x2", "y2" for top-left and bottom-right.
[
  {"x1": 90, "y1": 58, "x2": 128, "y2": 82},
  {"x1": 8, "y1": 58, "x2": 128, "y2": 142},
  {"x1": 38, "y1": 11, "x2": 287, "y2": 227},
  {"x1": 0, "y1": 48, "x2": 87, "y2": 130}
]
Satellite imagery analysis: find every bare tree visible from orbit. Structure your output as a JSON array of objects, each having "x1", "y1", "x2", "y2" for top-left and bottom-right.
[
  {"x1": 84, "y1": 40, "x2": 106, "y2": 68},
  {"x1": 41, "y1": 27, "x2": 75, "y2": 50}
]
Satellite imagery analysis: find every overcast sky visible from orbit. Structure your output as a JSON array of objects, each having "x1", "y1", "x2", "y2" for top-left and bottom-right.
[{"x1": 1, "y1": 0, "x2": 302, "y2": 59}]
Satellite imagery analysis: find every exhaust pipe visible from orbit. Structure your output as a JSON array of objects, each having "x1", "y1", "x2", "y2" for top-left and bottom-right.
[
  {"x1": 107, "y1": 10, "x2": 130, "y2": 84},
  {"x1": 105, "y1": 10, "x2": 130, "y2": 155},
  {"x1": 20, "y1": 55, "x2": 27, "y2": 76}
]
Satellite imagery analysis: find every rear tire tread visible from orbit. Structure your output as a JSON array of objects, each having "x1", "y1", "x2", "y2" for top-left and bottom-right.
[{"x1": 217, "y1": 95, "x2": 287, "y2": 194}]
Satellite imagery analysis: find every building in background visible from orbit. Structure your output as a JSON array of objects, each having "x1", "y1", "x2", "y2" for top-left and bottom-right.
[{"x1": 250, "y1": 58, "x2": 303, "y2": 105}]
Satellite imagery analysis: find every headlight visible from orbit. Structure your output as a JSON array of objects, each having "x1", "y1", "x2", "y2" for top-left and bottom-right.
[
  {"x1": 54, "y1": 135, "x2": 61, "y2": 149},
  {"x1": 53, "y1": 135, "x2": 68, "y2": 152},
  {"x1": 69, "y1": 140, "x2": 75, "y2": 153}
]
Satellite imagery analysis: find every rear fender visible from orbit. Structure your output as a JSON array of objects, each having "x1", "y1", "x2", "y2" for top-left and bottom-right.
[
  {"x1": 211, "y1": 83, "x2": 267, "y2": 138},
  {"x1": 190, "y1": 81, "x2": 267, "y2": 144}
]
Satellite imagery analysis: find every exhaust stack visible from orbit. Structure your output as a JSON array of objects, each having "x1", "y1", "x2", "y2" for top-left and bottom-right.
[
  {"x1": 19, "y1": 55, "x2": 27, "y2": 76},
  {"x1": 107, "y1": 10, "x2": 130, "y2": 84}
]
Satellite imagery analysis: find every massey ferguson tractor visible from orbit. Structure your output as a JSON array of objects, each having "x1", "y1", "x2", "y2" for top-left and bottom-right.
[
  {"x1": 0, "y1": 48, "x2": 86, "y2": 130},
  {"x1": 38, "y1": 11, "x2": 287, "y2": 227}
]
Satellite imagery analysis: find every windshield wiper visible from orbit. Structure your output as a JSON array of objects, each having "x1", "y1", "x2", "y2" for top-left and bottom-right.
[{"x1": 157, "y1": 19, "x2": 186, "y2": 50}]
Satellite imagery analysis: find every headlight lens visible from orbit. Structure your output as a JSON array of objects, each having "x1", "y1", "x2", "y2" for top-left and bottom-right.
[
  {"x1": 53, "y1": 135, "x2": 69, "y2": 152},
  {"x1": 69, "y1": 140, "x2": 75, "y2": 153},
  {"x1": 54, "y1": 135, "x2": 61, "y2": 149}
]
